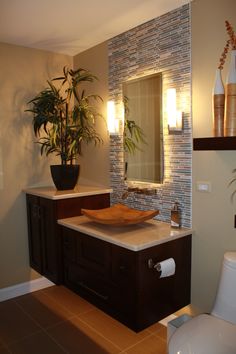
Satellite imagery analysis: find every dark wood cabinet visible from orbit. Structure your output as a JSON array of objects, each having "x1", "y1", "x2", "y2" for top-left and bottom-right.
[
  {"x1": 61, "y1": 226, "x2": 192, "y2": 332},
  {"x1": 193, "y1": 136, "x2": 236, "y2": 150},
  {"x1": 26, "y1": 187, "x2": 191, "y2": 332},
  {"x1": 26, "y1": 193, "x2": 110, "y2": 284},
  {"x1": 26, "y1": 195, "x2": 44, "y2": 275}
]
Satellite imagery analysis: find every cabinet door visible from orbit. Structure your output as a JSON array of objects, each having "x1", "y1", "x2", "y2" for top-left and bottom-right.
[
  {"x1": 26, "y1": 195, "x2": 62, "y2": 283},
  {"x1": 26, "y1": 194, "x2": 43, "y2": 274},
  {"x1": 39, "y1": 197, "x2": 62, "y2": 284}
]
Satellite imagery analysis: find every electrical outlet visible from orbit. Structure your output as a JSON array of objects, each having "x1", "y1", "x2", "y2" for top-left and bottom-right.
[{"x1": 196, "y1": 181, "x2": 211, "y2": 192}]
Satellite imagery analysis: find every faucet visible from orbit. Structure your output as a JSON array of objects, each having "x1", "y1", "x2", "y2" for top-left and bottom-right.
[{"x1": 122, "y1": 186, "x2": 157, "y2": 199}]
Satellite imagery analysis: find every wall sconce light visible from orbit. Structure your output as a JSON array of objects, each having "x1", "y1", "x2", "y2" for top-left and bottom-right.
[
  {"x1": 167, "y1": 88, "x2": 183, "y2": 134},
  {"x1": 107, "y1": 101, "x2": 121, "y2": 135}
]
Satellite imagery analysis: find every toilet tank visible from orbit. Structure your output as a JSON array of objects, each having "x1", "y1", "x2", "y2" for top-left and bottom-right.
[{"x1": 211, "y1": 252, "x2": 236, "y2": 324}]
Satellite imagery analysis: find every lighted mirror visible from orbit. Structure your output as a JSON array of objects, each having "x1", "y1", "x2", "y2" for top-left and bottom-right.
[{"x1": 123, "y1": 73, "x2": 163, "y2": 184}]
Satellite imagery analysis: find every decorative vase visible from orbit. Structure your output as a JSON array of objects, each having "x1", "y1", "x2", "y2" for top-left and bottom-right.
[
  {"x1": 50, "y1": 164, "x2": 80, "y2": 190},
  {"x1": 213, "y1": 68, "x2": 225, "y2": 137},
  {"x1": 224, "y1": 49, "x2": 236, "y2": 137}
]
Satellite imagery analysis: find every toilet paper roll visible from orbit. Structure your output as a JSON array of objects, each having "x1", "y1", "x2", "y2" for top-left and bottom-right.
[{"x1": 155, "y1": 258, "x2": 176, "y2": 278}]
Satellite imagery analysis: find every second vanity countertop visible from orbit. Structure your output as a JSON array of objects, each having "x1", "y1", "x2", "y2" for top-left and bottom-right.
[
  {"x1": 58, "y1": 216, "x2": 192, "y2": 251},
  {"x1": 23, "y1": 185, "x2": 113, "y2": 200}
]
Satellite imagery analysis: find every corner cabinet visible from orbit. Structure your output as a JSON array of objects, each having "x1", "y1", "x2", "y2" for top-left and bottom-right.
[
  {"x1": 61, "y1": 226, "x2": 192, "y2": 332},
  {"x1": 25, "y1": 190, "x2": 110, "y2": 284}
]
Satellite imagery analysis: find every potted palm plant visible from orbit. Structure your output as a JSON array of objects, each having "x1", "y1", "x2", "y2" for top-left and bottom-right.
[{"x1": 26, "y1": 66, "x2": 103, "y2": 190}]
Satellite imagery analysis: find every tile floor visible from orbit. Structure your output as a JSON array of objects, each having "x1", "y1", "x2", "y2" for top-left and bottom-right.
[{"x1": 0, "y1": 285, "x2": 168, "y2": 354}]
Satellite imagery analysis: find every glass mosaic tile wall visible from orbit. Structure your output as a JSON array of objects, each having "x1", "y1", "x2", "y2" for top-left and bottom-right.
[{"x1": 108, "y1": 4, "x2": 191, "y2": 227}]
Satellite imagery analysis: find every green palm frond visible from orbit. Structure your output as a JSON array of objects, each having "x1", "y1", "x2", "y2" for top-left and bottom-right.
[
  {"x1": 26, "y1": 66, "x2": 103, "y2": 164},
  {"x1": 123, "y1": 95, "x2": 146, "y2": 154}
]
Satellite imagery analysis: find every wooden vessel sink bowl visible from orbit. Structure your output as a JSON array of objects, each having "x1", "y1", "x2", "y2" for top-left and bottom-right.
[{"x1": 81, "y1": 203, "x2": 159, "y2": 226}]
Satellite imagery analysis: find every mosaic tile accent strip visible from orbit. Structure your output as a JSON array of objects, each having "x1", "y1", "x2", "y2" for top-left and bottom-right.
[{"x1": 108, "y1": 4, "x2": 191, "y2": 228}]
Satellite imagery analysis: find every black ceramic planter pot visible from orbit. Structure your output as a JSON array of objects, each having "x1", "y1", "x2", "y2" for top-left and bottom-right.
[{"x1": 50, "y1": 164, "x2": 80, "y2": 190}]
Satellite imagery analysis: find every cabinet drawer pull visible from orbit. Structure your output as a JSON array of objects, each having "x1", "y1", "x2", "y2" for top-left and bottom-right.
[
  {"x1": 119, "y1": 265, "x2": 126, "y2": 271},
  {"x1": 64, "y1": 239, "x2": 70, "y2": 248},
  {"x1": 78, "y1": 281, "x2": 108, "y2": 301},
  {"x1": 33, "y1": 205, "x2": 40, "y2": 219}
]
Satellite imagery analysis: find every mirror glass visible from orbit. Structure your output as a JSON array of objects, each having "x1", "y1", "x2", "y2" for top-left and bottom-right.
[{"x1": 123, "y1": 73, "x2": 163, "y2": 184}]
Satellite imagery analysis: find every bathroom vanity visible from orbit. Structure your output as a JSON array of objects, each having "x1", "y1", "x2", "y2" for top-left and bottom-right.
[
  {"x1": 58, "y1": 216, "x2": 192, "y2": 332},
  {"x1": 24, "y1": 186, "x2": 192, "y2": 331},
  {"x1": 24, "y1": 186, "x2": 111, "y2": 284}
]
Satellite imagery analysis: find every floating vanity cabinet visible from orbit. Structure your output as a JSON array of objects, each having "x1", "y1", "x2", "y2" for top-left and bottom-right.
[
  {"x1": 59, "y1": 219, "x2": 192, "y2": 332},
  {"x1": 25, "y1": 187, "x2": 111, "y2": 284}
]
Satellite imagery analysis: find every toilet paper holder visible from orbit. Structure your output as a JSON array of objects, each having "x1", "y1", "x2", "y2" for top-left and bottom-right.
[
  {"x1": 147, "y1": 258, "x2": 176, "y2": 278},
  {"x1": 148, "y1": 258, "x2": 161, "y2": 271}
]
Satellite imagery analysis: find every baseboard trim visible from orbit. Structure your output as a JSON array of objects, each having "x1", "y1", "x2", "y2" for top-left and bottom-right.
[{"x1": 0, "y1": 277, "x2": 55, "y2": 302}]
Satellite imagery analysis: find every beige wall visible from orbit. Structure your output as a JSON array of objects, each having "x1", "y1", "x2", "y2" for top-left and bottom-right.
[
  {"x1": 0, "y1": 43, "x2": 72, "y2": 288},
  {"x1": 192, "y1": 0, "x2": 236, "y2": 311},
  {"x1": 73, "y1": 42, "x2": 110, "y2": 188}
]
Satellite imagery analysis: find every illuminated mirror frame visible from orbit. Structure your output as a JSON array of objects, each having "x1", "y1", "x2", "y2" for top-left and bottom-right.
[{"x1": 122, "y1": 72, "x2": 164, "y2": 186}]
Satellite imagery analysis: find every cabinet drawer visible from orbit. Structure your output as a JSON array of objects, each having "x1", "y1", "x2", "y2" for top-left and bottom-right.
[
  {"x1": 62, "y1": 228, "x2": 111, "y2": 279},
  {"x1": 76, "y1": 232, "x2": 111, "y2": 279},
  {"x1": 64, "y1": 262, "x2": 110, "y2": 303},
  {"x1": 64, "y1": 261, "x2": 135, "y2": 318},
  {"x1": 77, "y1": 234, "x2": 111, "y2": 277}
]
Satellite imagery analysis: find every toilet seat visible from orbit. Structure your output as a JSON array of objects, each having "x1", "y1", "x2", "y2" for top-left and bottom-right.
[{"x1": 168, "y1": 314, "x2": 236, "y2": 354}]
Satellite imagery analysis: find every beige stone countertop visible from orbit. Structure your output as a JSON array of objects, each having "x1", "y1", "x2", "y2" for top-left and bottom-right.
[
  {"x1": 58, "y1": 215, "x2": 192, "y2": 251},
  {"x1": 23, "y1": 185, "x2": 113, "y2": 200}
]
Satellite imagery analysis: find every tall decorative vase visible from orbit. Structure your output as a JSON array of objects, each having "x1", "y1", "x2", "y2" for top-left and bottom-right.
[
  {"x1": 213, "y1": 68, "x2": 225, "y2": 137},
  {"x1": 224, "y1": 49, "x2": 236, "y2": 136}
]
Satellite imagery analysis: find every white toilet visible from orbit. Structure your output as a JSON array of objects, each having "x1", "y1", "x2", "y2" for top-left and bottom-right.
[{"x1": 168, "y1": 252, "x2": 236, "y2": 354}]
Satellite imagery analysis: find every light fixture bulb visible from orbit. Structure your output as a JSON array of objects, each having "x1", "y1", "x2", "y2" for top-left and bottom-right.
[
  {"x1": 107, "y1": 101, "x2": 116, "y2": 134},
  {"x1": 167, "y1": 88, "x2": 183, "y2": 133}
]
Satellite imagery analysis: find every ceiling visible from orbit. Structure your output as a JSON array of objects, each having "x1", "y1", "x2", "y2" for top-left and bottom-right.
[{"x1": 0, "y1": 0, "x2": 191, "y2": 56}]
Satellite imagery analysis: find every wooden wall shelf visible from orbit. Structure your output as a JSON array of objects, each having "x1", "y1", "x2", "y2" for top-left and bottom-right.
[{"x1": 193, "y1": 137, "x2": 236, "y2": 151}]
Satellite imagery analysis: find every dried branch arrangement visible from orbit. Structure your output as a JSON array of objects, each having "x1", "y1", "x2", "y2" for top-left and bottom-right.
[
  {"x1": 218, "y1": 39, "x2": 231, "y2": 69},
  {"x1": 218, "y1": 20, "x2": 236, "y2": 70},
  {"x1": 225, "y1": 20, "x2": 236, "y2": 49}
]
